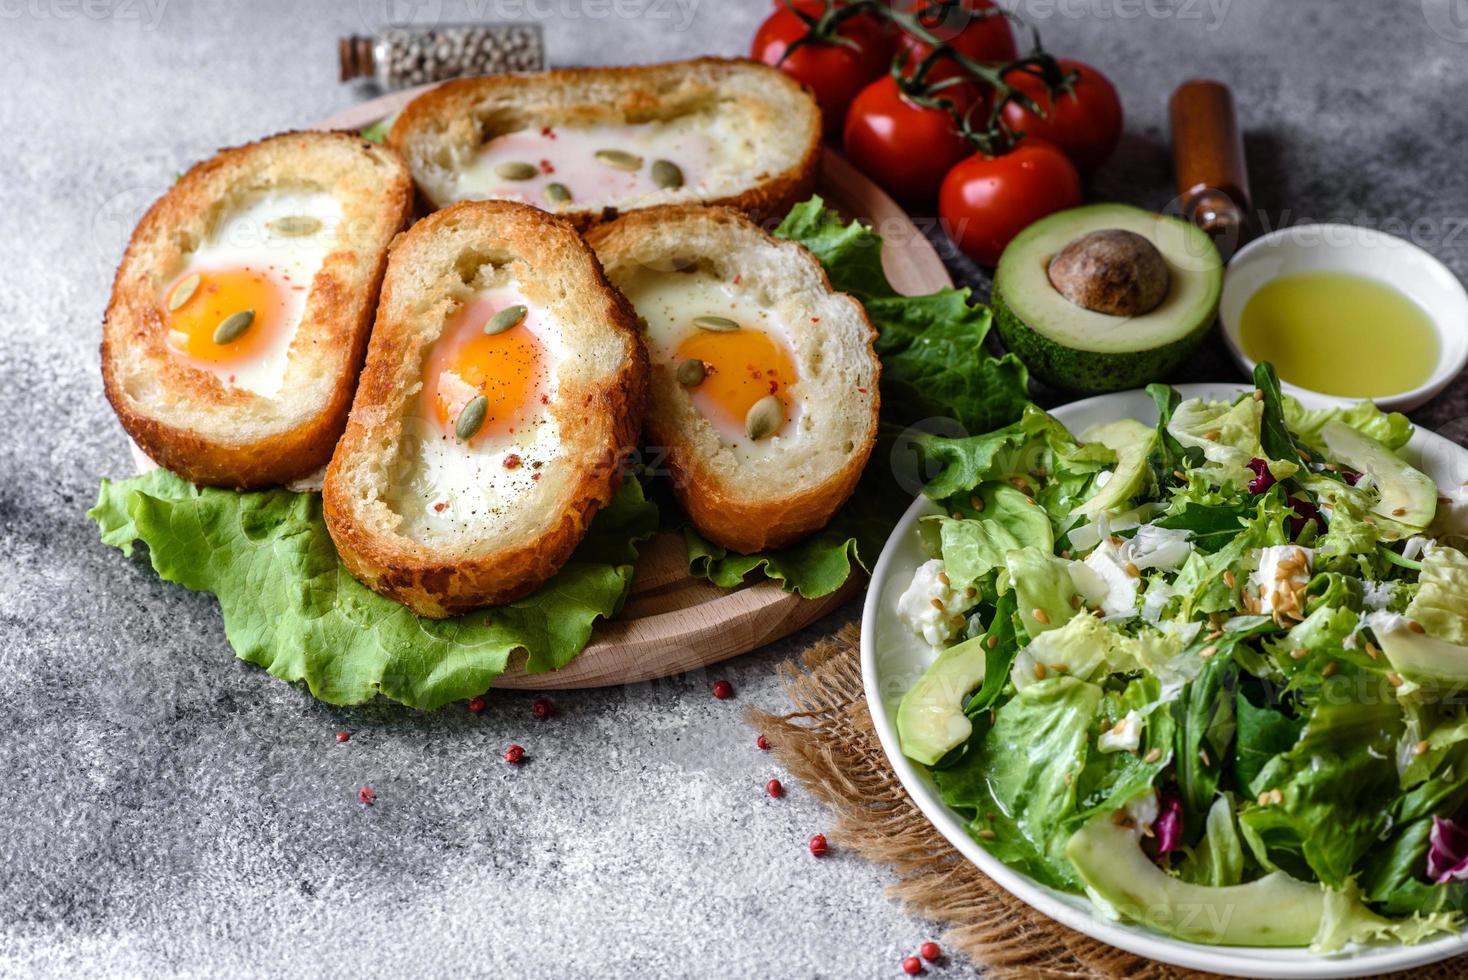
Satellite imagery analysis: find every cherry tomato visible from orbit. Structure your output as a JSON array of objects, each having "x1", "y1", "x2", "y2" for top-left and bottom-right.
[
  {"x1": 938, "y1": 139, "x2": 1082, "y2": 266},
  {"x1": 752, "y1": 1, "x2": 893, "y2": 135},
  {"x1": 1000, "y1": 59, "x2": 1123, "y2": 174},
  {"x1": 844, "y1": 74, "x2": 975, "y2": 203},
  {"x1": 896, "y1": 0, "x2": 1017, "y2": 85}
]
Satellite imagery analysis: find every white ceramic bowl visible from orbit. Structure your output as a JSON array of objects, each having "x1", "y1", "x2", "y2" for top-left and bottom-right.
[
  {"x1": 1219, "y1": 224, "x2": 1468, "y2": 411},
  {"x1": 861, "y1": 384, "x2": 1468, "y2": 979}
]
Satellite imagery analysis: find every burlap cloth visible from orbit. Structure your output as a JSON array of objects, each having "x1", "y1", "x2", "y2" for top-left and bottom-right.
[{"x1": 747, "y1": 624, "x2": 1465, "y2": 979}]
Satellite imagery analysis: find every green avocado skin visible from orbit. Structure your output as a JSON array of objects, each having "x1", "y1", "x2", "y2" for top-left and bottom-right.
[{"x1": 993, "y1": 283, "x2": 1216, "y2": 394}]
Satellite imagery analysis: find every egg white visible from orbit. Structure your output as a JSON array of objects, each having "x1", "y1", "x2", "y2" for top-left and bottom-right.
[
  {"x1": 386, "y1": 284, "x2": 571, "y2": 546},
  {"x1": 166, "y1": 190, "x2": 341, "y2": 397},
  {"x1": 454, "y1": 115, "x2": 756, "y2": 211},
  {"x1": 618, "y1": 266, "x2": 805, "y2": 461}
]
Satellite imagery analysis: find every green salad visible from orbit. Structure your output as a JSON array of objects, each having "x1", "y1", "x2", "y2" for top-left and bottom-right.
[{"x1": 895, "y1": 364, "x2": 1468, "y2": 952}]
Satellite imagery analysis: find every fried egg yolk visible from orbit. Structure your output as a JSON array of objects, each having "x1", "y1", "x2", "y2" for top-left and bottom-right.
[
  {"x1": 675, "y1": 326, "x2": 797, "y2": 436},
  {"x1": 164, "y1": 267, "x2": 293, "y2": 366},
  {"x1": 421, "y1": 293, "x2": 549, "y2": 447}
]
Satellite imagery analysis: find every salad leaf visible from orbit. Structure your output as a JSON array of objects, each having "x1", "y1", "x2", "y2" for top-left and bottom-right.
[
  {"x1": 774, "y1": 196, "x2": 892, "y2": 297},
  {"x1": 1408, "y1": 544, "x2": 1468, "y2": 645},
  {"x1": 777, "y1": 197, "x2": 1029, "y2": 436},
  {"x1": 1070, "y1": 675, "x2": 1175, "y2": 829},
  {"x1": 1178, "y1": 794, "x2": 1247, "y2": 887},
  {"x1": 1241, "y1": 693, "x2": 1403, "y2": 887},
  {"x1": 1167, "y1": 393, "x2": 1265, "y2": 488},
  {"x1": 1006, "y1": 548, "x2": 1079, "y2": 639},
  {"x1": 1172, "y1": 652, "x2": 1237, "y2": 836},
  {"x1": 963, "y1": 590, "x2": 1021, "y2": 719},
  {"x1": 1428, "y1": 816, "x2": 1468, "y2": 883},
  {"x1": 1154, "y1": 499, "x2": 1254, "y2": 553},
  {"x1": 359, "y1": 118, "x2": 392, "y2": 143},
  {"x1": 1360, "y1": 815, "x2": 1468, "y2": 915},
  {"x1": 1312, "y1": 880, "x2": 1457, "y2": 952},
  {"x1": 935, "y1": 483, "x2": 1053, "y2": 588},
  {"x1": 1234, "y1": 681, "x2": 1304, "y2": 794},
  {"x1": 1253, "y1": 362, "x2": 1306, "y2": 469},
  {"x1": 684, "y1": 520, "x2": 865, "y2": 599},
  {"x1": 89, "y1": 470, "x2": 657, "y2": 709},
  {"x1": 1283, "y1": 395, "x2": 1413, "y2": 452},
  {"x1": 958, "y1": 675, "x2": 1103, "y2": 887},
  {"x1": 1144, "y1": 382, "x2": 1202, "y2": 490}
]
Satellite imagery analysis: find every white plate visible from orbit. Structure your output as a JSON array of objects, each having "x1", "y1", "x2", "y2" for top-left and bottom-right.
[{"x1": 861, "y1": 383, "x2": 1468, "y2": 979}]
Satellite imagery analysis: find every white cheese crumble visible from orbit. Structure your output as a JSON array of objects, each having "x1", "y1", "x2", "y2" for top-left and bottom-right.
[
  {"x1": 1099, "y1": 711, "x2": 1143, "y2": 753},
  {"x1": 897, "y1": 559, "x2": 969, "y2": 649},
  {"x1": 1247, "y1": 545, "x2": 1314, "y2": 616},
  {"x1": 1078, "y1": 543, "x2": 1139, "y2": 619}
]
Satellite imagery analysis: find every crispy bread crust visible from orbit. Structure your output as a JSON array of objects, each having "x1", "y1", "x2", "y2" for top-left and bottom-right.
[
  {"x1": 101, "y1": 130, "x2": 414, "y2": 488},
  {"x1": 323, "y1": 201, "x2": 648, "y2": 617},
  {"x1": 387, "y1": 58, "x2": 821, "y2": 230},
  {"x1": 587, "y1": 206, "x2": 880, "y2": 554}
]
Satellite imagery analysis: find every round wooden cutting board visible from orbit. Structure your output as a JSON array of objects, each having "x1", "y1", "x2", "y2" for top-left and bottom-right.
[{"x1": 244, "y1": 88, "x2": 951, "y2": 689}]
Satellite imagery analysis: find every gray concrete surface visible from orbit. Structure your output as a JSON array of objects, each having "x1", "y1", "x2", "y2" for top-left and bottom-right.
[{"x1": 2, "y1": 1, "x2": 1467, "y2": 976}]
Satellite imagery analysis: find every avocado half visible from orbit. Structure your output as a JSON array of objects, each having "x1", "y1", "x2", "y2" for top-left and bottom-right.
[{"x1": 992, "y1": 204, "x2": 1223, "y2": 393}]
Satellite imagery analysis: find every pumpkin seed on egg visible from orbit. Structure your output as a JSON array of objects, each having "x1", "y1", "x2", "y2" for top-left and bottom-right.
[
  {"x1": 676, "y1": 358, "x2": 706, "y2": 386},
  {"x1": 594, "y1": 149, "x2": 642, "y2": 171},
  {"x1": 484, "y1": 304, "x2": 527, "y2": 335},
  {"x1": 651, "y1": 159, "x2": 684, "y2": 189},
  {"x1": 269, "y1": 215, "x2": 322, "y2": 237},
  {"x1": 693, "y1": 315, "x2": 739, "y2": 333},
  {"x1": 543, "y1": 182, "x2": 572, "y2": 204},
  {"x1": 212, "y1": 310, "x2": 255, "y2": 345},
  {"x1": 494, "y1": 161, "x2": 539, "y2": 181},
  {"x1": 745, "y1": 395, "x2": 784, "y2": 441},
  {"x1": 168, "y1": 274, "x2": 200, "y2": 311},
  {"x1": 455, "y1": 394, "x2": 489, "y2": 442}
]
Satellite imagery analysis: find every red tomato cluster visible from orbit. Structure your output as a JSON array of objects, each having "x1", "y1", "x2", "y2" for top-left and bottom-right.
[{"x1": 751, "y1": 0, "x2": 1124, "y2": 266}]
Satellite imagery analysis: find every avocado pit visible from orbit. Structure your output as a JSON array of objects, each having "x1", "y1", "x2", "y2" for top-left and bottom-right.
[{"x1": 1047, "y1": 228, "x2": 1170, "y2": 317}]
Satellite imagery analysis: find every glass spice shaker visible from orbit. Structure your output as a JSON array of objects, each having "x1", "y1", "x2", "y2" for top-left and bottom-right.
[{"x1": 340, "y1": 23, "x2": 546, "y2": 90}]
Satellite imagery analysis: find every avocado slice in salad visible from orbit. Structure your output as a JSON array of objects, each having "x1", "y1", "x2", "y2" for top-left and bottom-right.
[
  {"x1": 1074, "y1": 419, "x2": 1157, "y2": 517},
  {"x1": 992, "y1": 204, "x2": 1222, "y2": 394},
  {"x1": 1319, "y1": 419, "x2": 1437, "y2": 529},
  {"x1": 1066, "y1": 811, "x2": 1331, "y2": 946},
  {"x1": 896, "y1": 634, "x2": 988, "y2": 766},
  {"x1": 1373, "y1": 620, "x2": 1468, "y2": 687}
]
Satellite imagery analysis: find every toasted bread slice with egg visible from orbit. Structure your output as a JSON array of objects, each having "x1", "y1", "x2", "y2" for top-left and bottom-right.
[
  {"x1": 323, "y1": 200, "x2": 648, "y2": 617},
  {"x1": 102, "y1": 130, "x2": 414, "y2": 488},
  {"x1": 387, "y1": 58, "x2": 821, "y2": 228},
  {"x1": 588, "y1": 206, "x2": 879, "y2": 553}
]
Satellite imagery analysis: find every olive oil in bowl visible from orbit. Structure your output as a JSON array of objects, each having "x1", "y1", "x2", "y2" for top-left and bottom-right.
[{"x1": 1238, "y1": 271, "x2": 1440, "y2": 398}]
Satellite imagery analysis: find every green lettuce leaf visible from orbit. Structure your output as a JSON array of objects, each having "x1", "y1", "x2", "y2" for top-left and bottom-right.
[
  {"x1": 938, "y1": 674, "x2": 1103, "y2": 888},
  {"x1": 1408, "y1": 544, "x2": 1468, "y2": 645},
  {"x1": 1283, "y1": 395, "x2": 1414, "y2": 452},
  {"x1": 1172, "y1": 653, "x2": 1237, "y2": 836},
  {"x1": 1070, "y1": 674, "x2": 1176, "y2": 830},
  {"x1": 1241, "y1": 692, "x2": 1403, "y2": 887},
  {"x1": 1166, "y1": 394, "x2": 1265, "y2": 488},
  {"x1": 1144, "y1": 382, "x2": 1205, "y2": 491},
  {"x1": 89, "y1": 470, "x2": 658, "y2": 709},
  {"x1": 934, "y1": 483, "x2": 1054, "y2": 589},
  {"x1": 1254, "y1": 362, "x2": 1306, "y2": 470},
  {"x1": 1178, "y1": 794, "x2": 1246, "y2": 887},
  {"x1": 963, "y1": 590, "x2": 1021, "y2": 719}
]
